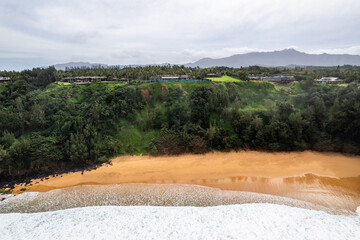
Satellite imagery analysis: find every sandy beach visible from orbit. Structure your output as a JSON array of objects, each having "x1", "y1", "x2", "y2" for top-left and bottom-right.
[{"x1": 10, "y1": 151, "x2": 360, "y2": 211}]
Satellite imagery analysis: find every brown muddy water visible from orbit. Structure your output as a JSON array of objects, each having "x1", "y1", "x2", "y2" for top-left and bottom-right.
[{"x1": 4, "y1": 151, "x2": 360, "y2": 213}]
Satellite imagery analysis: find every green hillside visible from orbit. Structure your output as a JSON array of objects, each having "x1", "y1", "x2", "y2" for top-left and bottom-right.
[{"x1": 0, "y1": 66, "x2": 359, "y2": 180}]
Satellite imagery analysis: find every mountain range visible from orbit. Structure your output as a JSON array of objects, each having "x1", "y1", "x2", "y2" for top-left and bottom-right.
[
  {"x1": 185, "y1": 49, "x2": 360, "y2": 68},
  {"x1": 50, "y1": 49, "x2": 360, "y2": 70}
]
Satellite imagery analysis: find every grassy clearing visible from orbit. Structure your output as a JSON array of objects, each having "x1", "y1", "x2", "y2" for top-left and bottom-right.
[
  {"x1": 56, "y1": 81, "x2": 72, "y2": 86},
  {"x1": 206, "y1": 75, "x2": 242, "y2": 82},
  {"x1": 337, "y1": 83, "x2": 349, "y2": 87},
  {"x1": 139, "y1": 81, "x2": 212, "y2": 92},
  {"x1": 116, "y1": 123, "x2": 160, "y2": 155}
]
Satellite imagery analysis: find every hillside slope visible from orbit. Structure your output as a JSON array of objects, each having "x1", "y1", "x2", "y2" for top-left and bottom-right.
[{"x1": 1, "y1": 80, "x2": 360, "y2": 179}]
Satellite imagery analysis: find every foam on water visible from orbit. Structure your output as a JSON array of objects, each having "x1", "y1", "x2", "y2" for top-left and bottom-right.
[
  {"x1": 0, "y1": 204, "x2": 359, "y2": 240},
  {"x1": 0, "y1": 184, "x2": 353, "y2": 215}
]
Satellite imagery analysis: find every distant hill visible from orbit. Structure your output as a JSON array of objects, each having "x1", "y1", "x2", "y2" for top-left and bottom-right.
[
  {"x1": 185, "y1": 49, "x2": 360, "y2": 68},
  {"x1": 46, "y1": 50, "x2": 360, "y2": 70}
]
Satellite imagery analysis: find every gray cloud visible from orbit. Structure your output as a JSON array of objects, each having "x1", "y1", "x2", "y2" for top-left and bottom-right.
[{"x1": 0, "y1": 0, "x2": 360, "y2": 70}]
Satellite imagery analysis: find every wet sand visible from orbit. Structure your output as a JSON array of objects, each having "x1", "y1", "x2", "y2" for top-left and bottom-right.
[
  {"x1": 0, "y1": 184, "x2": 353, "y2": 215},
  {"x1": 12, "y1": 151, "x2": 360, "y2": 211}
]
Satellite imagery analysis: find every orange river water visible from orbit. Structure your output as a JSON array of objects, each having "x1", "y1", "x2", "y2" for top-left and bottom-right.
[{"x1": 12, "y1": 151, "x2": 360, "y2": 211}]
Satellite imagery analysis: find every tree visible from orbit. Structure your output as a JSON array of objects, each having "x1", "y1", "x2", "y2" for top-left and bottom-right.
[{"x1": 67, "y1": 133, "x2": 89, "y2": 163}]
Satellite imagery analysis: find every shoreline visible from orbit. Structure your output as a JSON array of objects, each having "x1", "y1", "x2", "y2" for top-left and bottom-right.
[
  {"x1": 0, "y1": 184, "x2": 355, "y2": 215},
  {"x1": 3, "y1": 150, "x2": 360, "y2": 211}
]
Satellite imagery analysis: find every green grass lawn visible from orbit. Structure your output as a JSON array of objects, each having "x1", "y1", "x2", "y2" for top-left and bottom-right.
[
  {"x1": 206, "y1": 75, "x2": 242, "y2": 82},
  {"x1": 116, "y1": 123, "x2": 160, "y2": 155},
  {"x1": 139, "y1": 81, "x2": 211, "y2": 90},
  {"x1": 56, "y1": 81, "x2": 72, "y2": 86}
]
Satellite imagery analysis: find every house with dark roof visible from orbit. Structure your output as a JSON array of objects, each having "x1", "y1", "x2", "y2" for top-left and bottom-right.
[
  {"x1": 207, "y1": 73, "x2": 218, "y2": 77},
  {"x1": 62, "y1": 76, "x2": 107, "y2": 83},
  {"x1": 0, "y1": 77, "x2": 10, "y2": 82}
]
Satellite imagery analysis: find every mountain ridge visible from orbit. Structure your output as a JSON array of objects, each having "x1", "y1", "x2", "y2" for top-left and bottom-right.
[
  {"x1": 47, "y1": 49, "x2": 360, "y2": 70},
  {"x1": 185, "y1": 49, "x2": 360, "y2": 68}
]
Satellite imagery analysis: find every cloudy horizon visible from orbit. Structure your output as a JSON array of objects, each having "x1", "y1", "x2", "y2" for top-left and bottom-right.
[{"x1": 1, "y1": 0, "x2": 360, "y2": 71}]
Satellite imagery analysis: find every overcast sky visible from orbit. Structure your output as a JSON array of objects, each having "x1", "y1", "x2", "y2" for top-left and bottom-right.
[{"x1": 1, "y1": 0, "x2": 360, "y2": 70}]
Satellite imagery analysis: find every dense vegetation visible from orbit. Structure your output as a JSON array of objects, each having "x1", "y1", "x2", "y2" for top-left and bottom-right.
[{"x1": 0, "y1": 65, "x2": 360, "y2": 180}]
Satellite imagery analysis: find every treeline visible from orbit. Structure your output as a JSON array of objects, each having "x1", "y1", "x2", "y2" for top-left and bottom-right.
[
  {"x1": 0, "y1": 66, "x2": 359, "y2": 179},
  {"x1": 1, "y1": 64, "x2": 359, "y2": 83},
  {"x1": 150, "y1": 81, "x2": 360, "y2": 155},
  {"x1": 0, "y1": 79, "x2": 144, "y2": 176}
]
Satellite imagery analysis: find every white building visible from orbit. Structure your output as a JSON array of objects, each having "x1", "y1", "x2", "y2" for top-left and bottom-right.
[
  {"x1": 315, "y1": 77, "x2": 344, "y2": 84},
  {"x1": 149, "y1": 75, "x2": 190, "y2": 81},
  {"x1": 0, "y1": 77, "x2": 10, "y2": 82}
]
